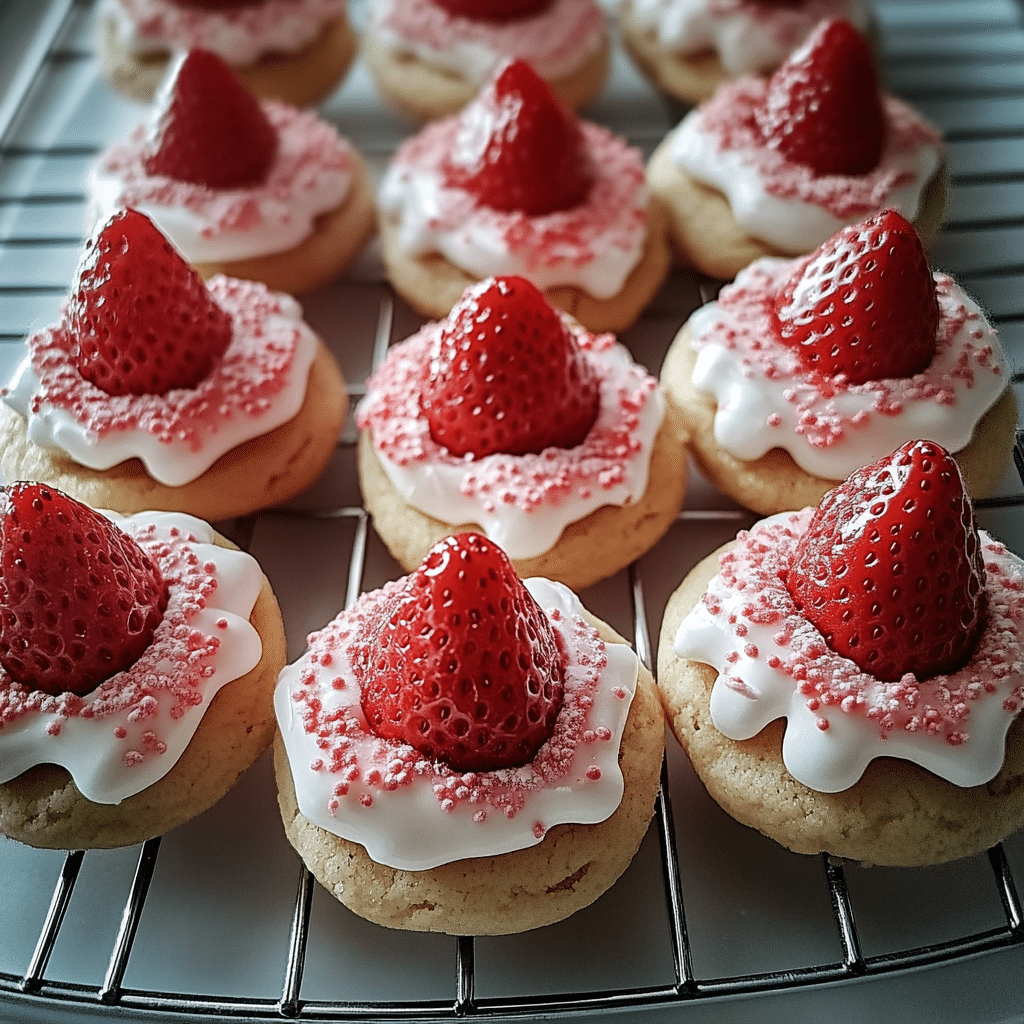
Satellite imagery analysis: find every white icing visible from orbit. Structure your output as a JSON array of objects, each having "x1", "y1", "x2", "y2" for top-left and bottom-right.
[
  {"x1": 100, "y1": 0, "x2": 344, "y2": 65},
  {"x1": 628, "y1": 0, "x2": 872, "y2": 75},
  {"x1": 87, "y1": 102, "x2": 355, "y2": 265},
  {"x1": 673, "y1": 512, "x2": 1024, "y2": 792},
  {"x1": 686, "y1": 261, "x2": 1009, "y2": 480},
  {"x1": 368, "y1": 0, "x2": 606, "y2": 85},
  {"x1": 0, "y1": 510, "x2": 263, "y2": 805},
  {"x1": 669, "y1": 103, "x2": 942, "y2": 254},
  {"x1": 378, "y1": 123, "x2": 648, "y2": 300},
  {"x1": 358, "y1": 322, "x2": 664, "y2": 560},
  {"x1": 275, "y1": 577, "x2": 639, "y2": 870},
  {"x1": 2, "y1": 281, "x2": 318, "y2": 488}
]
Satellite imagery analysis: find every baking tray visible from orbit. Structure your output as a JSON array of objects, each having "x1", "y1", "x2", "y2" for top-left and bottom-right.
[{"x1": 0, "y1": 0, "x2": 1023, "y2": 1021}]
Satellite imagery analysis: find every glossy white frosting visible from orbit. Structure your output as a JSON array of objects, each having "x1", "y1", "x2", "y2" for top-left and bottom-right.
[
  {"x1": 101, "y1": 0, "x2": 345, "y2": 64},
  {"x1": 3, "y1": 278, "x2": 319, "y2": 487},
  {"x1": 0, "y1": 510, "x2": 263, "y2": 804},
  {"x1": 275, "y1": 577, "x2": 639, "y2": 870},
  {"x1": 628, "y1": 0, "x2": 872, "y2": 75},
  {"x1": 673, "y1": 511, "x2": 1024, "y2": 792},
  {"x1": 685, "y1": 259, "x2": 1009, "y2": 480}
]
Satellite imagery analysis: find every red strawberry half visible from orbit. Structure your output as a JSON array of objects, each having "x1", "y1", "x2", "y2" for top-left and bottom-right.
[
  {"x1": 431, "y1": 0, "x2": 553, "y2": 21},
  {"x1": 0, "y1": 483, "x2": 169, "y2": 696},
  {"x1": 756, "y1": 19, "x2": 884, "y2": 176},
  {"x1": 787, "y1": 440, "x2": 986, "y2": 682},
  {"x1": 422, "y1": 276, "x2": 601, "y2": 458},
  {"x1": 442, "y1": 58, "x2": 595, "y2": 216},
  {"x1": 772, "y1": 210, "x2": 939, "y2": 384},
  {"x1": 68, "y1": 209, "x2": 234, "y2": 397},
  {"x1": 356, "y1": 532, "x2": 566, "y2": 772},
  {"x1": 142, "y1": 49, "x2": 278, "y2": 190}
]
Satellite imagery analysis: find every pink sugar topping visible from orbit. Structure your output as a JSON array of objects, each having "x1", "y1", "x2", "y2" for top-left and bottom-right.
[
  {"x1": 357, "y1": 320, "x2": 657, "y2": 512},
  {"x1": 25, "y1": 276, "x2": 302, "y2": 450},
  {"x1": 115, "y1": 0, "x2": 344, "y2": 50},
  {"x1": 291, "y1": 579, "x2": 612, "y2": 822},
  {"x1": 692, "y1": 260, "x2": 1004, "y2": 449},
  {"x1": 99, "y1": 101, "x2": 354, "y2": 239},
  {"x1": 704, "y1": 510, "x2": 1024, "y2": 744},
  {"x1": 388, "y1": 119, "x2": 647, "y2": 269},
  {"x1": 375, "y1": 0, "x2": 603, "y2": 73},
  {"x1": 696, "y1": 79, "x2": 941, "y2": 218},
  {"x1": 0, "y1": 522, "x2": 224, "y2": 756}
]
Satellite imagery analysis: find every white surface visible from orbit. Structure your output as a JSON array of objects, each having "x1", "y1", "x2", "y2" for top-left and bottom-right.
[{"x1": 0, "y1": 0, "x2": 1022, "y2": 1021}]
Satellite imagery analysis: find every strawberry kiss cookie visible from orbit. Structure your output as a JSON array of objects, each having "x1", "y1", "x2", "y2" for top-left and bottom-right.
[
  {"x1": 619, "y1": 0, "x2": 875, "y2": 106},
  {"x1": 378, "y1": 58, "x2": 671, "y2": 334},
  {"x1": 89, "y1": 50, "x2": 375, "y2": 297},
  {"x1": 647, "y1": 19, "x2": 947, "y2": 280},
  {"x1": 0, "y1": 483, "x2": 286, "y2": 850},
  {"x1": 658, "y1": 441, "x2": 1024, "y2": 866},
  {"x1": 0, "y1": 209, "x2": 347, "y2": 522},
  {"x1": 98, "y1": 0, "x2": 357, "y2": 105},
  {"x1": 364, "y1": 0, "x2": 610, "y2": 120},
  {"x1": 274, "y1": 532, "x2": 665, "y2": 934},
  {"x1": 660, "y1": 210, "x2": 1017, "y2": 515},
  {"x1": 357, "y1": 276, "x2": 688, "y2": 592}
]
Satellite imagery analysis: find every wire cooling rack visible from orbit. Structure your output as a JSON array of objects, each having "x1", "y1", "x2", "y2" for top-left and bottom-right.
[{"x1": 0, "y1": 1, "x2": 1023, "y2": 1021}]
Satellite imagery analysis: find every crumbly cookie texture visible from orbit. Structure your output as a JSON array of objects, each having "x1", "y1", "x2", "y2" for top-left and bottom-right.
[
  {"x1": 657, "y1": 547, "x2": 1024, "y2": 867},
  {"x1": 646, "y1": 135, "x2": 949, "y2": 281},
  {"x1": 0, "y1": 339, "x2": 347, "y2": 522},
  {"x1": 363, "y1": 30, "x2": 611, "y2": 121},
  {"x1": 378, "y1": 200, "x2": 672, "y2": 336},
  {"x1": 357, "y1": 399, "x2": 688, "y2": 593},
  {"x1": 275, "y1": 616, "x2": 665, "y2": 935},
  {"x1": 0, "y1": 536, "x2": 286, "y2": 851},
  {"x1": 659, "y1": 323, "x2": 1018, "y2": 516},
  {"x1": 98, "y1": 12, "x2": 357, "y2": 106}
]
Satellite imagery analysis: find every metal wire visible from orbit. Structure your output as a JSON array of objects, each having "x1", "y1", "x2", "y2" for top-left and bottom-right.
[{"x1": 0, "y1": 0, "x2": 1023, "y2": 1018}]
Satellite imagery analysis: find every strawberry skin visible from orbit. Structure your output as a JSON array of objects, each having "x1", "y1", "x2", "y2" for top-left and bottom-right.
[
  {"x1": 69, "y1": 209, "x2": 234, "y2": 397},
  {"x1": 0, "y1": 483, "x2": 169, "y2": 697},
  {"x1": 422, "y1": 276, "x2": 601, "y2": 458},
  {"x1": 356, "y1": 532, "x2": 566, "y2": 773},
  {"x1": 430, "y1": 0, "x2": 553, "y2": 20},
  {"x1": 788, "y1": 440, "x2": 986, "y2": 683},
  {"x1": 772, "y1": 210, "x2": 939, "y2": 384},
  {"x1": 142, "y1": 49, "x2": 279, "y2": 190},
  {"x1": 757, "y1": 19, "x2": 884, "y2": 176},
  {"x1": 442, "y1": 58, "x2": 595, "y2": 216}
]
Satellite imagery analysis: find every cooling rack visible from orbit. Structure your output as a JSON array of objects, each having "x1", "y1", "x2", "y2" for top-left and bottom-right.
[{"x1": 0, "y1": 0, "x2": 1023, "y2": 1021}]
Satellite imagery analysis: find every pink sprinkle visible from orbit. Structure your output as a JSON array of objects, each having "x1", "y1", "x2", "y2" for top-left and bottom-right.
[
  {"x1": 533, "y1": 822, "x2": 546, "y2": 839},
  {"x1": 359, "y1": 794, "x2": 373, "y2": 808},
  {"x1": 816, "y1": 718, "x2": 830, "y2": 731},
  {"x1": 586, "y1": 765, "x2": 602, "y2": 781},
  {"x1": 114, "y1": 726, "x2": 127, "y2": 739}
]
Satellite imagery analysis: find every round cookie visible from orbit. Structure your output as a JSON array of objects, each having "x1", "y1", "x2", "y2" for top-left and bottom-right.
[
  {"x1": 647, "y1": 134, "x2": 950, "y2": 281},
  {"x1": 0, "y1": 534, "x2": 286, "y2": 851},
  {"x1": 358, "y1": 398, "x2": 689, "y2": 593},
  {"x1": 363, "y1": 29, "x2": 611, "y2": 121},
  {"x1": 99, "y1": 8, "x2": 357, "y2": 106},
  {"x1": 379, "y1": 199, "x2": 672, "y2": 335},
  {"x1": 0, "y1": 338, "x2": 348, "y2": 523},
  {"x1": 657, "y1": 546, "x2": 1024, "y2": 867},
  {"x1": 660, "y1": 323, "x2": 1019, "y2": 515},
  {"x1": 618, "y1": 0, "x2": 880, "y2": 108},
  {"x1": 189, "y1": 151, "x2": 377, "y2": 296},
  {"x1": 275, "y1": 613, "x2": 665, "y2": 935}
]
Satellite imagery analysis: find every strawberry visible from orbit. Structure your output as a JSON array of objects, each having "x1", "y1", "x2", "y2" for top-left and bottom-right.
[
  {"x1": 142, "y1": 49, "x2": 278, "y2": 190},
  {"x1": 0, "y1": 483, "x2": 169, "y2": 697},
  {"x1": 442, "y1": 58, "x2": 595, "y2": 216},
  {"x1": 430, "y1": 0, "x2": 552, "y2": 20},
  {"x1": 772, "y1": 210, "x2": 939, "y2": 384},
  {"x1": 356, "y1": 532, "x2": 565, "y2": 772},
  {"x1": 68, "y1": 209, "x2": 234, "y2": 397},
  {"x1": 422, "y1": 276, "x2": 600, "y2": 458},
  {"x1": 756, "y1": 19, "x2": 884, "y2": 176},
  {"x1": 787, "y1": 440, "x2": 986, "y2": 682}
]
